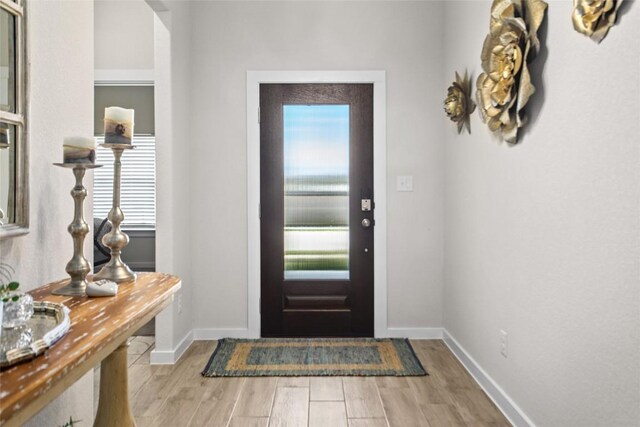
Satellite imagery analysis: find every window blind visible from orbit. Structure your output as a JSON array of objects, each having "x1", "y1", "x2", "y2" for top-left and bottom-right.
[{"x1": 93, "y1": 136, "x2": 156, "y2": 229}]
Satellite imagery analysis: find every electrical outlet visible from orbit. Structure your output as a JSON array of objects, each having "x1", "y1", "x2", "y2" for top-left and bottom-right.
[
  {"x1": 177, "y1": 293, "x2": 183, "y2": 314},
  {"x1": 500, "y1": 330, "x2": 508, "y2": 358}
]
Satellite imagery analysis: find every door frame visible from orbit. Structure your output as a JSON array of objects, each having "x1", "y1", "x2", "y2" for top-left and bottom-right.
[{"x1": 247, "y1": 71, "x2": 387, "y2": 338}]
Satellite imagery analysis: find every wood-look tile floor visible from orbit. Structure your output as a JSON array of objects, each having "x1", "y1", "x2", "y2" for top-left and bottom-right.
[{"x1": 94, "y1": 338, "x2": 511, "y2": 426}]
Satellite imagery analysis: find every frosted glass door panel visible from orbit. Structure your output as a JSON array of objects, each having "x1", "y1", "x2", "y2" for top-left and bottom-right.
[{"x1": 283, "y1": 105, "x2": 349, "y2": 280}]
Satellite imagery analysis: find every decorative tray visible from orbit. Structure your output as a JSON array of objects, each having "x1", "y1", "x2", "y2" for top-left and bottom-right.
[{"x1": 0, "y1": 301, "x2": 71, "y2": 368}]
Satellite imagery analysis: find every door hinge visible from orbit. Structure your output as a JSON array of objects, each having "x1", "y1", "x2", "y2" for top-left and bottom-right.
[{"x1": 258, "y1": 107, "x2": 261, "y2": 124}]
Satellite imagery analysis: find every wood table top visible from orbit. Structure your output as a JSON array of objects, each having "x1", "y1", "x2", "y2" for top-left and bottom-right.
[{"x1": 0, "y1": 272, "x2": 181, "y2": 425}]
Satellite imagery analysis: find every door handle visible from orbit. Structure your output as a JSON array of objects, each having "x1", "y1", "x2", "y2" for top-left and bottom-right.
[{"x1": 361, "y1": 218, "x2": 372, "y2": 228}]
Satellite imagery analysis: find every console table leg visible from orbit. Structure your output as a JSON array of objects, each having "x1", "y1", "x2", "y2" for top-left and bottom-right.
[{"x1": 94, "y1": 342, "x2": 136, "y2": 427}]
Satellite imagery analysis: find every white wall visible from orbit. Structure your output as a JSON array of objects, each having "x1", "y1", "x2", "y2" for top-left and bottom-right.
[
  {"x1": 94, "y1": 0, "x2": 155, "y2": 72},
  {"x1": 152, "y1": 1, "x2": 194, "y2": 357},
  {"x1": 0, "y1": 0, "x2": 95, "y2": 425},
  {"x1": 188, "y1": 0, "x2": 445, "y2": 334},
  {"x1": 443, "y1": 1, "x2": 640, "y2": 425}
]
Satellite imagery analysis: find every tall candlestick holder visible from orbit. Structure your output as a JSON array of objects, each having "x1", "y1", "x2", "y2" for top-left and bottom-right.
[
  {"x1": 53, "y1": 163, "x2": 102, "y2": 296},
  {"x1": 94, "y1": 143, "x2": 137, "y2": 283}
]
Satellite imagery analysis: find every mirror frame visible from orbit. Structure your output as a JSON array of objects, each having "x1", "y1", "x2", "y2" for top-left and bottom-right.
[{"x1": 0, "y1": 0, "x2": 28, "y2": 238}]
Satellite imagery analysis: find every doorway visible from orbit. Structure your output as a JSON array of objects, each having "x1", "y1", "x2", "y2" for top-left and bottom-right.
[{"x1": 260, "y1": 83, "x2": 374, "y2": 337}]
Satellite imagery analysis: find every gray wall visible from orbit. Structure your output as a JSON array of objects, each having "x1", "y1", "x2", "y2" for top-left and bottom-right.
[
  {"x1": 94, "y1": 231, "x2": 155, "y2": 271},
  {"x1": 122, "y1": 231, "x2": 156, "y2": 271}
]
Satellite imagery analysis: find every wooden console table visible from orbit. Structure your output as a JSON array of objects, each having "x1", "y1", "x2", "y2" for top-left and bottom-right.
[{"x1": 0, "y1": 272, "x2": 181, "y2": 426}]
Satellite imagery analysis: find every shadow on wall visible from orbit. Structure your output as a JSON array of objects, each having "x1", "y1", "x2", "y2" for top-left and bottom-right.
[
  {"x1": 617, "y1": 0, "x2": 634, "y2": 21},
  {"x1": 517, "y1": 12, "x2": 548, "y2": 144}
]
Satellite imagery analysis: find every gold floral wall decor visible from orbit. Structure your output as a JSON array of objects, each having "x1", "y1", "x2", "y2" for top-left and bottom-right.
[
  {"x1": 476, "y1": 0, "x2": 548, "y2": 144},
  {"x1": 444, "y1": 71, "x2": 476, "y2": 134},
  {"x1": 572, "y1": 0, "x2": 623, "y2": 43}
]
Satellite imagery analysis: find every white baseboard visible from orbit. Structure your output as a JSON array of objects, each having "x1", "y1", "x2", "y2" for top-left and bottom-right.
[
  {"x1": 150, "y1": 330, "x2": 193, "y2": 365},
  {"x1": 383, "y1": 327, "x2": 443, "y2": 339},
  {"x1": 443, "y1": 330, "x2": 535, "y2": 427},
  {"x1": 193, "y1": 328, "x2": 257, "y2": 340},
  {"x1": 149, "y1": 326, "x2": 443, "y2": 364},
  {"x1": 192, "y1": 327, "x2": 443, "y2": 340}
]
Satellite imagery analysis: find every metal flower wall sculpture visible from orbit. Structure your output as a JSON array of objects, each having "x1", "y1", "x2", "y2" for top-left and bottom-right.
[
  {"x1": 476, "y1": 0, "x2": 548, "y2": 144},
  {"x1": 572, "y1": 0, "x2": 623, "y2": 43},
  {"x1": 444, "y1": 71, "x2": 476, "y2": 134}
]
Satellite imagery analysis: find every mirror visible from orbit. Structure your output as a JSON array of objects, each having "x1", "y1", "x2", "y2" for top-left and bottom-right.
[{"x1": 0, "y1": 0, "x2": 27, "y2": 237}]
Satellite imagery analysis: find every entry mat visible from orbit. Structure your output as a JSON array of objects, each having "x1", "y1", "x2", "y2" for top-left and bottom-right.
[{"x1": 201, "y1": 338, "x2": 427, "y2": 377}]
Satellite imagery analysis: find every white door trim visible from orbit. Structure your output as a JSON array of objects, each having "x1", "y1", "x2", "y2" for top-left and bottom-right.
[{"x1": 246, "y1": 70, "x2": 387, "y2": 337}]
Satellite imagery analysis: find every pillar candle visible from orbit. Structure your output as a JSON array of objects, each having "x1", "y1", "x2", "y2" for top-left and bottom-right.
[
  {"x1": 104, "y1": 106, "x2": 134, "y2": 145},
  {"x1": 63, "y1": 136, "x2": 96, "y2": 164}
]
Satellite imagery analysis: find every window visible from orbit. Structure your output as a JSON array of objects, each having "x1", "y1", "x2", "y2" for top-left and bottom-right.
[
  {"x1": 94, "y1": 135, "x2": 156, "y2": 228},
  {"x1": 0, "y1": 0, "x2": 27, "y2": 235},
  {"x1": 93, "y1": 85, "x2": 155, "y2": 229}
]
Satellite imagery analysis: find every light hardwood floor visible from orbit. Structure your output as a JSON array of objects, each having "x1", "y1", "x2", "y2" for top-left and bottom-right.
[{"x1": 94, "y1": 338, "x2": 510, "y2": 426}]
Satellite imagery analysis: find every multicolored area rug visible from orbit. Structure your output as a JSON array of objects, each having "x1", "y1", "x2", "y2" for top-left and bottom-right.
[{"x1": 201, "y1": 338, "x2": 427, "y2": 377}]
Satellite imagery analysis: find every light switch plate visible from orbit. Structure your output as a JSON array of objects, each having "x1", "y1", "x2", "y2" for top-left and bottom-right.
[{"x1": 397, "y1": 176, "x2": 413, "y2": 192}]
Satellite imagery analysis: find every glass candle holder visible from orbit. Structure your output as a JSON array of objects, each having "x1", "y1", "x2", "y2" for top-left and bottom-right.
[{"x1": 2, "y1": 293, "x2": 34, "y2": 329}]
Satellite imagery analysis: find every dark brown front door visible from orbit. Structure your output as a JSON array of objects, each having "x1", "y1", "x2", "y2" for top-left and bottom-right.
[{"x1": 260, "y1": 83, "x2": 374, "y2": 337}]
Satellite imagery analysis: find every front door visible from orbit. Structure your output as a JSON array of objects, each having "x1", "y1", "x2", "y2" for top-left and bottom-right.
[{"x1": 260, "y1": 83, "x2": 374, "y2": 337}]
